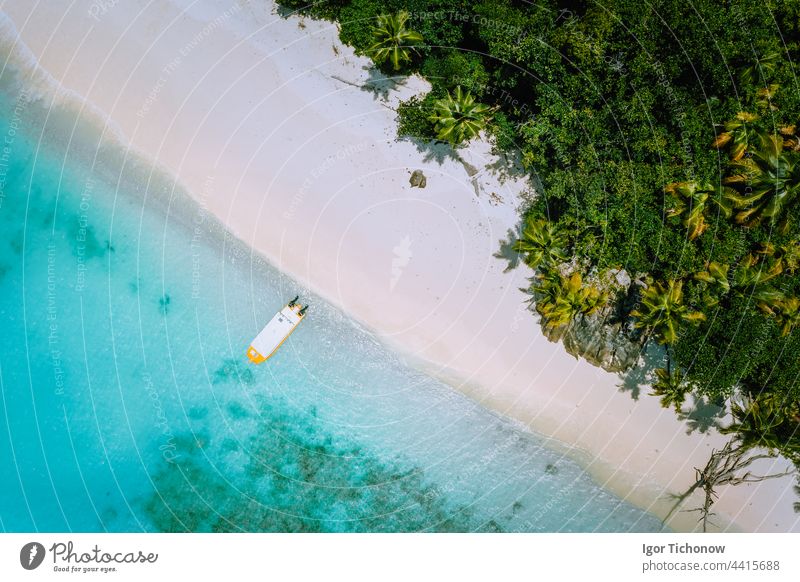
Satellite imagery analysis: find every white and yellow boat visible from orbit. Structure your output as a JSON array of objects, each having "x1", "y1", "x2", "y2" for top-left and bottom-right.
[{"x1": 246, "y1": 296, "x2": 307, "y2": 364}]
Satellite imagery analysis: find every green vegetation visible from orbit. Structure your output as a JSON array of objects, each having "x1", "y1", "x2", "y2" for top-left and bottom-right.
[
  {"x1": 428, "y1": 86, "x2": 493, "y2": 145},
  {"x1": 650, "y1": 368, "x2": 689, "y2": 413},
  {"x1": 631, "y1": 279, "x2": 705, "y2": 345},
  {"x1": 533, "y1": 271, "x2": 607, "y2": 330},
  {"x1": 724, "y1": 134, "x2": 800, "y2": 227},
  {"x1": 723, "y1": 394, "x2": 800, "y2": 463},
  {"x1": 277, "y1": 0, "x2": 800, "y2": 518},
  {"x1": 512, "y1": 216, "x2": 567, "y2": 270},
  {"x1": 367, "y1": 11, "x2": 423, "y2": 71}
]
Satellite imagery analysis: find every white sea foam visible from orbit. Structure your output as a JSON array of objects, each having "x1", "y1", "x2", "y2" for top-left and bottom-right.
[
  {"x1": 0, "y1": 10, "x2": 220, "y2": 236},
  {"x1": 0, "y1": 11, "x2": 57, "y2": 102}
]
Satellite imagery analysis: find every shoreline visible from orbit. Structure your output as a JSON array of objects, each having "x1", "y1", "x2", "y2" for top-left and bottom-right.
[{"x1": 1, "y1": 0, "x2": 797, "y2": 532}]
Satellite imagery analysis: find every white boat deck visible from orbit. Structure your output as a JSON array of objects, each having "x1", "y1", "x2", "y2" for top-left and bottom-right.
[{"x1": 247, "y1": 303, "x2": 304, "y2": 363}]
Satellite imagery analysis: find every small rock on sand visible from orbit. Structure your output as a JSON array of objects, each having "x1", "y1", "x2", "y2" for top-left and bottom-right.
[{"x1": 409, "y1": 170, "x2": 427, "y2": 188}]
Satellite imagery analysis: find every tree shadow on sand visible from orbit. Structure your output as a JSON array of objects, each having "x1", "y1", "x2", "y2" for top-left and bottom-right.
[
  {"x1": 493, "y1": 228, "x2": 523, "y2": 273},
  {"x1": 617, "y1": 347, "x2": 725, "y2": 435},
  {"x1": 483, "y1": 149, "x2": 530, "y2": 184},
  {"x1": 401, "y1": 137, "x2": 462, "y2": 166},
  {"x1": 617, "y1": 343, "x2": 665, "y2": 401},
  {"x1": 677, "y1": 395, "x2": 726, "y2": 435},
  {"x1": 358, "y1": 66, "x2": 409, "y2": 102}
]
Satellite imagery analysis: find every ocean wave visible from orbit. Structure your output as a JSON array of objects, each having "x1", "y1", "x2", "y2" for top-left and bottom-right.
[
  {"x1": 0, "y1": 10, "x2": 209, "y2": 228},
  {"x1": 0, "y1": 12, "x2": 55, "y2": 102},
  {"x1": 0, "y1": 9, "x2": 137, "y2": 161}
]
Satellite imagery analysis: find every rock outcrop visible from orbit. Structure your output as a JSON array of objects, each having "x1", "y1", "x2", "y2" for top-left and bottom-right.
[
  {"x1": 534, "y1": 272, "x2": 646, "y2": 373},
  {"x1": 541, "y1": 308, "x2": 645, "y2": 373}
]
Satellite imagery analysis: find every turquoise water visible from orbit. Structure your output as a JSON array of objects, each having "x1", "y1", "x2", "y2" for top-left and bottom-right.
[{"x1": 0, "y1": 71, "x2": 664, "y2": 533}]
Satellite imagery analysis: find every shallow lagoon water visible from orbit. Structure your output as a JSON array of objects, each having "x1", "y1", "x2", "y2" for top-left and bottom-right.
[{"x1": 0, "y1": 68, "x2": 664, "y2": 532}]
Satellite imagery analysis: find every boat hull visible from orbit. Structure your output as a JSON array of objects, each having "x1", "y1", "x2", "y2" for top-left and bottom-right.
[{"x1": 247, "y1": 303, "x2": 304, "y2": 364}]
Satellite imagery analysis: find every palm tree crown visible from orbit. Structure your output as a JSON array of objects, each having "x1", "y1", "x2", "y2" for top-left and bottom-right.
[
  {"x1": 368, "y1": 11, "x2": 423, "y2": 71},
  {"x1": 428, "y1": 86, "x2": 493, "y2": 145},
  {"x1": 724, "y1": 134, "x2": 800, "y2": 226},
  {"x1": 722, "y1": 393, "x2": 800, "y2": 460},
  {"x1": 665, "y1": 181, "x2": 733, "y2": 240},
  {"x1": 712, "y1": 111, "x2": 762, "y2": 161},
  {"x1": 533, "y1": 271, "x2": 607, "y2": 330},
  {"x1": 739, "y1": 52, "x2": 780, "y2": 89},
  {"x1": 632, "y1": 279, "x2": 705, "y2": 344},
  {"x1": 513, "y1": 216, "x2": 568, "y2": 270},
  {"x1": 764, "y1": 296, "x2": 800, "y2": 337},
  {"x1": 731, "y1": 253, "x2": 784, "y2": 313},
  {"x1": 693, "y1": 260, "x2": 730, "y2": 307},
  {"x1": 650, "y1": 367, "x2": 689, "y2": 412}
]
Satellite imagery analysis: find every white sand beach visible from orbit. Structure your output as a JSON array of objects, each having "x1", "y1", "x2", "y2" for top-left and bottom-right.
[{"x1": 2, "y1": 0, "x2": 798, "y2": 531}]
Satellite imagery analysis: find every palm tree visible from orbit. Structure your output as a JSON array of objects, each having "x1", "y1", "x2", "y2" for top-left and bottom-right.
[
  {"x1": 428, "y1": 86, "x2": 493, "y2": 145},
  {"x1": 755, "y1": 83, "x2": 780, "y2": 111},
  {"x1": 739, "y1": 52, "x2": 779, "y2": 88},
  {"x1": 513, "y1": 216, "x2": 568, "y2": 270},
  {"x1": 533, "y1": 271, "x2": 606, "y2": 330},
  {"x1": 711, "y1": 112, "x2": 762, "y2": 161},
  {"x1": 665, "y1": 181, "x2": 733, "y2": 240},
  {"x1": 777, "y1": 240, "x2": 800, "y2": 273},
  {"x1": 694, "y1": 261, "x2": 730, "y2": 291},
  {"x1": 694, "y1": 253, "x2": 790, "y2": 317},
  {"x1": 733, "y1": 253, "x2": 782, "y2": 287},
  {"x1": 779, "y1": 124, "x2": 800, "y2": 152},
  {"x1": 731, "y1": 253, "x2": 785, "y2": 314},
  {"x1": 721, "y1": 393, "x2": 800, "y2": 458},
  {"x1": 650, "y1": 367, "x2": 689, "y2": 412},
  {"x1": 723, "y1": 134, "x2": 800, "y2": 226},
  {"x1": 693, "y1": 260, "x2": 730, "y2": 307},
  {"x1": 766, "y1": 297, "x2": 800, "y2": 336},
  {"x1": 367, "y1": 11, "x2": 423, "y2": 71},
  {"x1": 730, "y1": 251, "x2": 799, "y2": 334},
  {"x1": 756, "y1": 239, "x2": 800, "y2": 273},
  {"x1": 632, "y1": 279, "x2": 706, "y2": 344}
]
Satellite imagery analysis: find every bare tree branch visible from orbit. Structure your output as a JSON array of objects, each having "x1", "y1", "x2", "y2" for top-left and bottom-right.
[{"x1": 664, "y1": 439, "x2": 796, "y2": 532}]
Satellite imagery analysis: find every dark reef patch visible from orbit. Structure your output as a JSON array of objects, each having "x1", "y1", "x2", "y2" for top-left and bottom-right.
[
  {"x1": 142, "y1": 399, "x2": 485, "y2": 532},
  {"x1": 9, "y1": 233, "x2": 23, "y2": 255},
  {"x1": 221, "y1": 438, "x2": 240, "y2": 453},
  {"x1": 212, "y1": 358, "x2": 255, "y2": 386},
  {"x1": 158, "y1": 294, "x2": 171, "y2": 314},
  {"x1": 226, "y1": 401, "x2": 250, "y2": 420},
  {"x1": 68, "y1": 218, "x2": 107, "y2": 260},
  {"x1": 188, "y1": 406, "x2": 208, "y2": 421}
]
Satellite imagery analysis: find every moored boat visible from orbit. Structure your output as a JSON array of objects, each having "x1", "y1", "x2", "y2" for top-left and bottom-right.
[{"x1": 246, "y1": 296, "x2": 307, "y2": 364}]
